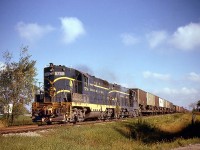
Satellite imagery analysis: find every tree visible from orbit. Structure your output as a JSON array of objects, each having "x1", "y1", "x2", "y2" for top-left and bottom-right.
[
  {"x1": 0, "y1": 46, "x2": 37, "y2": 125},
  {"x1": 197, "y1": 100, "x2": 200, "y2": 112},
  {"x1": 189, "y1": 102, "x2": 197, "y2": 111},
  {"x1": 12, "y1": 103, "x2": 29, "y2": 118}
]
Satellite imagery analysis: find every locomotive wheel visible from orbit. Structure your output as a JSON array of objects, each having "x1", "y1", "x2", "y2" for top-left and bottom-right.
[
  {"x1": 43, "y1": 117, "x2": 52, "y2": 125},
  {"x1": 98, "y1": 112, "x2": 105, "y2": 120}
]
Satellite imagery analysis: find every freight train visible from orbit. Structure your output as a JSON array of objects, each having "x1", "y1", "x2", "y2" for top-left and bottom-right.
[{"x1": 32, "y1": 63, "x2": 186, "y2": 124}]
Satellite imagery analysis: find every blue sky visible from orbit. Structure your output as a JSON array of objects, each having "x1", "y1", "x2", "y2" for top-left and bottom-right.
[{"x1": 0, "y1": 0, "x2": 200, "y2": 109}]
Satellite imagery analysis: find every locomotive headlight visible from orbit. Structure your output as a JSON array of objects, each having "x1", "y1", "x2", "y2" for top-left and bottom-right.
[{"x1": 49, "y1": 68, "x2": 54, "y2": 75}]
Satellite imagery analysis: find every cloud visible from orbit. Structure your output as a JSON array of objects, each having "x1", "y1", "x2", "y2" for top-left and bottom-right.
[
  {"x1": 187, "y1": 72, "x2": 200, "y2": 82},
  {"x1": 143, "y1": 71, "x2": 171, "y2": 81},
  {"x1": 153, "y1": 87, "x2": 200, "y2": 108},
  {"x1": 170, "y1": 22, "x2": 200, "y2": 51},
  {"x1": 121, "y1": 33, "x2": 139, "y2": 46},
  {"x1": 160, "y1": 87, "x2": 198, "y2": 95},
  {"x1": 60, "y1": 17, "x2": 86, "y2": 44},
  {"x1": 147, "y1": 72, "x2": 200, "y2": 108},
  {"x1": 146, "y1": 30, "x2": 168, "y2": 49},
  {"x1": 146, "y1": 22, "x2": 200, "y2": 51},
  {"x1": 16, "y1": 22, "x2": 54, "y2": 42}
]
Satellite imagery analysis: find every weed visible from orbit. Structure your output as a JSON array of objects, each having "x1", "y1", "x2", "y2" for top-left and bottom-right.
[{"x1": 0, "y1": 113, "x2": 199, "y2": 150}]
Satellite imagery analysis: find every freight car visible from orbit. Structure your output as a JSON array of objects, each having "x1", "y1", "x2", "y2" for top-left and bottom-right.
[
  {"x1": 32, "y1": 63, "x2": 185, "y2": 124},
  {"x1": 32, "y1": 63, "x2": 140, "y2": 124},
  {"x1": 131, "y1": 89, "x2": 175, "y2": 115}
]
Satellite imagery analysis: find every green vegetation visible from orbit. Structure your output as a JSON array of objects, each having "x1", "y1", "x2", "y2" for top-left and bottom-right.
[
  {"x1": 8, "y1": 115, "x2": 34, "y2": 126},
  {"x1": 0, "y1": 113, "x2": 200, "y2": 150},
  {"x1": 0, "y1": 47, "x2": 37, "y2": 125},
  {"x1": 0, "y1": 115, "x2": 34, "y2": 127}
]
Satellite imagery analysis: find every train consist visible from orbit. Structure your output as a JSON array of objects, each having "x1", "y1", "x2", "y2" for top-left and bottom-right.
[{"x1": 32, "y1": 63, "x2": 186, "y2": 124}]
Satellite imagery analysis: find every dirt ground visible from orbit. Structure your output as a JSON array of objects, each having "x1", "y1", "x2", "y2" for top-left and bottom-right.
[{"x1": 172, "y1": 144, "x2": 200, "y2": 150}]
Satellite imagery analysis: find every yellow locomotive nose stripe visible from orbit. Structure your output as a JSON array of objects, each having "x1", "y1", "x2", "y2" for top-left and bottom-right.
[
  {"x1": 55, "y1": 90, "x2": 71, "y2": 95},
  {"x1": 53, "y1": 77, "x2": 75, "y2": 83},
  {"x1": 44, "y1": 77, "x2": 75, "y2": 85}
]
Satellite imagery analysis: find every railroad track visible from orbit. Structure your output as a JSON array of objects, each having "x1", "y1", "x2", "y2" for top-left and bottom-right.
[
  {"x1": 0, "y1": 119, "x2": 123, "y2": 135},
  {"x1": 0, "y1": 124, "x2": 55, "y2": 134},
  {"x1": 0, "y1": 115, "x2": 159, "y2": 135}
]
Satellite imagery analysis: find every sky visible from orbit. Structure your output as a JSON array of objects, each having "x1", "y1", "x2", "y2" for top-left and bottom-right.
[{"x1": 0, "y1": 0, "x2": 200, "y2": 109}]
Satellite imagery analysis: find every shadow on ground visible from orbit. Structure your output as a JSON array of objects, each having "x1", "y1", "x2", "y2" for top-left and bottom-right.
[{"x1": 115, "y1": 119, "x2": 200, "y2": 143}]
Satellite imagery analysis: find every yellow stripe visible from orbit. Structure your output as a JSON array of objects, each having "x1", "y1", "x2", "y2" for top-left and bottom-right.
[
  {"x1": 44, "y1": 76, "x2": 75, "y2": 84},
  {"x1": 55, "y1": 90, "x2": 71, "y2": 95},
  {"x1": 53, "y1": 77, "x2": 75, "y2": 83},
  {"x1": 108, "y1": 90, "x2": 129, "y2": 95},
  {"x1": 90, "y1": 84, "x2": 109, "y2": 90},
  {"x1": 89, "y1": 84, "x2": 128, "y2": 96},
  {"x1": 45, "y1": 76, "x2": 128, "y2": 96}
]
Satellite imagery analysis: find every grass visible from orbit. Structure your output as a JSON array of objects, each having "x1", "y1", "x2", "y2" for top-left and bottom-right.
[
  {"x1": 0, "y1": 113, "x2": 200, "y2": 150},
  {"x1": 117, "y1": 114, "x2": 200, "y2": 144},
  {"x1": 10, "y1": 115, "x2": 34, "y2": 126},
  {"x1": 0, "y1": 114, "x2": 34, "y2": 127}
]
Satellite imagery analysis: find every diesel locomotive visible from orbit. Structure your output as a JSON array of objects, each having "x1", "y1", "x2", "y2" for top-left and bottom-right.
[
  {"x1": 32, "y1": 63, "x2": 139, "y2": 124},
  {"x1": 32, "y1": 63, "x2": 185, "y2": 124}
]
